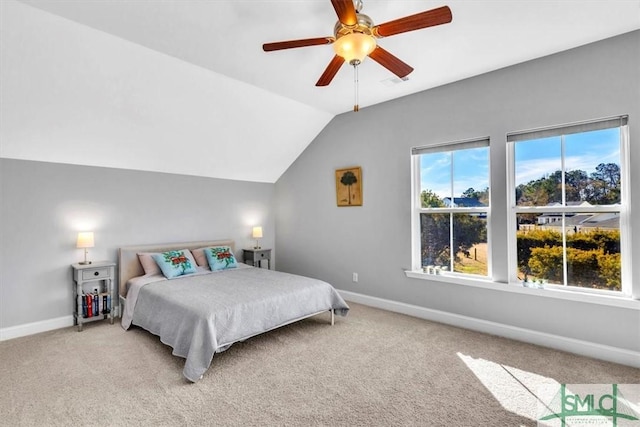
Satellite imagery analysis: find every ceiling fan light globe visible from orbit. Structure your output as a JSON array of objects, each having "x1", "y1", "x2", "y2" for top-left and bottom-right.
[{"x1": 333, "y1": 33, "x2": 376, "y2": 63}]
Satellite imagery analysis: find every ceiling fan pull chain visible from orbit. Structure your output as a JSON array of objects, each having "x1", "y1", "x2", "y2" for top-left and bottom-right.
[{"x1": 353, "y1": 63, "x2": 359, "y2": 112}]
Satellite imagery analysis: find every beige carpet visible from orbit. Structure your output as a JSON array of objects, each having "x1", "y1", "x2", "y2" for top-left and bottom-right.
[{"x1": 1, "y1": 303, "x2": 638, "y2": 426}]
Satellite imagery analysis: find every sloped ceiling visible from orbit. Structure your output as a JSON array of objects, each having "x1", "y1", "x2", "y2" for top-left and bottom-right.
[{"x1": 2, "y1": 1, "x2": 639, "y2": 182}]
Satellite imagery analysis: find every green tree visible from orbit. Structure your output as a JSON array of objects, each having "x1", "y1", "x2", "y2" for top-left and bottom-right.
[
  {"x1": 516, "y1": 178, "x2": 551, "y2": 207},
  {"x1": 513, "y1": 163, "x2": 622, "y2": 288},
  {"x1": 421, "y1": 213, "x2": 450, "y2": 266},
  {"x1": 421, "y1": 189, "x2": 444, "y2": 208},
  {"x1": 453, "y1": 214, "x2": 486, "y2": 254},
  {"x1": 461, "y1": 187, "x2": 477, "y2": 199},
  {"x1": 589, "y1": 163, "x2": 620, "y2": 204},
  {"x1": 565, "y1": 169, "x2": 589, "y2": 202},
  {"x1": 340, "y1": 171, "x2": 358, "y2": 205},
  {"x1": 420, "y1": 189, "x2": 486, "y2": 268},
  {"x1": 566, "y1": 248, "x2": 601, "y2": 286},
  {"x1": 515, "y1": 164, "x2": 620, "y2": 206},
  {"x1": 528, "y1": 245, "x2": 563, "y2": 282},
  {"x1": 598, "y1": 252, "x2": 621, "y2": 290},
  {"x1": 516, "y1": 229, "x2": 562, "y2": 273},
  {"x1": 476, "y1": 187, "x2": 489, "y2": 206},
  {"x1": 517, "y1": 229, "x2": 621, "y2": 289}
]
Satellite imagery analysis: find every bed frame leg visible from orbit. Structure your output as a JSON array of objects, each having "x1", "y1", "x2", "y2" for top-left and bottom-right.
[{"x1": 331, "y1": 309, "x2": 335, "y2": 326}]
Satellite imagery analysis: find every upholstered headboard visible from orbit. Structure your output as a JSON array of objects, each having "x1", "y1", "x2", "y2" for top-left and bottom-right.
[{"x1": 118, "y1": 239, "x2": 235, "y2": 297}]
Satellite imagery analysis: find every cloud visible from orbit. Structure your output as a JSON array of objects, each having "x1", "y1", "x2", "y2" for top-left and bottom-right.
[{"x1": 516, "y1": 151, "x2": 619, "y2": 185}]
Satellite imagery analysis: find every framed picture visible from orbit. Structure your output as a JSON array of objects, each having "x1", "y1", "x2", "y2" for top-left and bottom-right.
[{"x1": 335, "y1": 166, "x2": 362, "y2": 207}]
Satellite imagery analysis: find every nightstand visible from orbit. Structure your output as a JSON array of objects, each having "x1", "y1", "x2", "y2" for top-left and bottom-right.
[
  {"x1": 71, "y1": 261, "x2": 116, "y2": 331},
  {"x1": 243, "y1": 248, "x2": 271, "y2": 269}
]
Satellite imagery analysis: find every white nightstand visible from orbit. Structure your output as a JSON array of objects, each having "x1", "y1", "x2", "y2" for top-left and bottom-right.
[
  {"x1": 243, "y1": 248, "x2": 271, "y2": 269},
  {"x1": 71, "y1": 261, "x2": 116, "y2": 331}
]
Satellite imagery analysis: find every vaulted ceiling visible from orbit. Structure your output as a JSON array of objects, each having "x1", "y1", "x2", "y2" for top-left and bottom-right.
[{"x1": 2, "y1": 1, "x2": 639, "y2": 182}]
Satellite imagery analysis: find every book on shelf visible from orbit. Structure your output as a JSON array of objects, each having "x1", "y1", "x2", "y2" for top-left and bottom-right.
[
  {"x1": 99, "y1": 292, "x2": 111, "y2": 314},
  {"x1": 85, "y1": 293, "x2": 93, "y2": 318},
  {"x1": 82, "y1": 291, "x2": 112, "y2": 318}
]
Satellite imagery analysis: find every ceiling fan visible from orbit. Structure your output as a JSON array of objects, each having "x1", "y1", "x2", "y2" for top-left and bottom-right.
[{"x1": 263, "y1": 0, "x2": 452, "y2": 90}]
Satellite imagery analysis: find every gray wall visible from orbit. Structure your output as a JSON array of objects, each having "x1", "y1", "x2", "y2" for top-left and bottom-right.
[
  {"x1": 275, "y1": 31, "x2": 640, "y2": 352},
  {"x1": 0, "y1": 159, "x2": 274, "y2": 328}
]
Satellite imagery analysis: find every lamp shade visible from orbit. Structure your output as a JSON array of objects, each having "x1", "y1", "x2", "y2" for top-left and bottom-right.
[
  {"x1": 252, "y1": 226, "x2": 263, "y2": 239},
  {"x1": 76, "y1": 232, "x2": 95, "y2": 248},
  {"x1": 333, "y1": 33, "x2": 377, "y2": 64}
]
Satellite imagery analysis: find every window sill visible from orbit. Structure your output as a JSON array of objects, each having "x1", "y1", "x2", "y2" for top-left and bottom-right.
[{"x1": 404, "y1": 270, "x2": 640, "y2": 310}]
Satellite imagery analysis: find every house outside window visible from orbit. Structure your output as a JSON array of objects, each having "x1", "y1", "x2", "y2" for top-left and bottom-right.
[
  {"x1": 507, "y1": 116, "x2": 630, "y2": 296},
  {"x1": 411, "y1": 137, "x2": 490, "y2": 278}
]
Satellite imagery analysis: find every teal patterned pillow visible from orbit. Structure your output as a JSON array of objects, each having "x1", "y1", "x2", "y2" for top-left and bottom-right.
[
  {"x1": 152, "y1": 250, "x2": 197, "y2": 279},
  {"x1": 204, "y1": 246, "x2": 238, "y2": 271}
]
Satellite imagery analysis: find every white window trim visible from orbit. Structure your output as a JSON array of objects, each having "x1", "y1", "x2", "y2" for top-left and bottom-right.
[
  {"x1": 404, "y1": 270, "x2": 640, "y2": 310},
  {"x1": 410, "y1": 137, "x2": 491, "y2": 277},
  {"x1": 407, "y1": 116, "x2": 638, "y2": 307},
  {"x1": 506, "y1": 115, "x2": 633, "y2": 298}
]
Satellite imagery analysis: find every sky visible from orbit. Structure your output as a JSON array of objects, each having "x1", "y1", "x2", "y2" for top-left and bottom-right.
[
  {"x1": 420, "y1": 128, "x2": 621, "y2": 199},
  {"x1": 420, "y1": 146, "x2": 489, "y2": 199},
  {"x1": 514, "y1": 127, "x2": 620, "y2": 187}
]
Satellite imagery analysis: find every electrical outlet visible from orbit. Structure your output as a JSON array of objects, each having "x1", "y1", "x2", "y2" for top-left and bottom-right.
[
  {"x1": 352, "y1": 273, "x2": 358, "y2": 283},
  {"x1": 92, "y1": 286, "x2": 100, "y2": 294}
]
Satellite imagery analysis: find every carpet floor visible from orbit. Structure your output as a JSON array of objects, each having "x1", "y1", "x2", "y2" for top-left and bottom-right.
[{"x1": 1, "y1": 302, "x2": 638, "y2": 426}]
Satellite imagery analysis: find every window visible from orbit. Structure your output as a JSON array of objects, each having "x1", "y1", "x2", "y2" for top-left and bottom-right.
[
  {"x1": 507, "y1": 116, "x2": 630, "y2": 295},
  {"x1": 412, "y1": 138, "x2": 490, "y2": 277}
]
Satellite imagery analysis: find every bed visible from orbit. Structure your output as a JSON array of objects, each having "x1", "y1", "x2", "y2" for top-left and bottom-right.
[{"x1": 118, "y1": 240, "x2": 349, "y2": 382}]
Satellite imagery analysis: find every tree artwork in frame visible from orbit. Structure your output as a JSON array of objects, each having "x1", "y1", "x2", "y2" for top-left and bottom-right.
[{"x1": 335, "y1": 166, "x2": 362, "y2": 207}]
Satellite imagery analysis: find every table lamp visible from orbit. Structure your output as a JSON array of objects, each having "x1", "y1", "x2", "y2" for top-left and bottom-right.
[
  {"x1": 77, "y1": 232, "x2": 94, "y2": 265},
  {"x1": 252, "y1": 226, "x2": 263, "y2": 249}
]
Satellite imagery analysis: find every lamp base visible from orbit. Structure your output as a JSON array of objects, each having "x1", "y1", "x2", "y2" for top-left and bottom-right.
[{"x1": 79, "y1": 248, "x2": 92, "y2": 265}]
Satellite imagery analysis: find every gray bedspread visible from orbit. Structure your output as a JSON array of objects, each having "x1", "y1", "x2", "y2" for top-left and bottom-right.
[{"x1": 125, "y1": 265, "x2": 349, "y2": 382}]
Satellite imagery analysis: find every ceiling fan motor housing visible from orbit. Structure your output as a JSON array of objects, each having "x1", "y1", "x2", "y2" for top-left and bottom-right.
[{"x1": 333, "y1": 13, "x2": 375, "y2": 39}]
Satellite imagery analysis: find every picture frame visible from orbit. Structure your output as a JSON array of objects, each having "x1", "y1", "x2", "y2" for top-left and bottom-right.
[{"x1": 335, "y1": 166, "x2": 362, "y2": 207}]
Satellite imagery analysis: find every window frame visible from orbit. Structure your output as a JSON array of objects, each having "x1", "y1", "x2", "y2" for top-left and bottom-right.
[
  {"x1": 411, "y1": 137, "x2": 492, "y2": 279},
  {"x1": 506, "y1": 115, "x2": 631, "y2": 297}
]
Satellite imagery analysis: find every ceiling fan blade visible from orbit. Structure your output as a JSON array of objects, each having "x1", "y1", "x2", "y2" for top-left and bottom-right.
[
  {"x1": 316, "y1": 55, "x2": 345, "y2": 86},
  {"x1": 263, "y1": 37, "x2": 334, "y2": 52},
  {"x1": 331, "y1": 0, "x2": 357, "y2": 26},
  {"x1": 373, "y1": 6, "x2": 452, "y2": 38},
  {"x1": 368, "y1": 46, "x2": 414, "y2": 78}
]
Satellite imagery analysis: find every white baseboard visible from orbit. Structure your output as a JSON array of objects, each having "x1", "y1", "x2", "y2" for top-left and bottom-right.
[
  {"x1": 338, "y1": 290, "x2": 640, "y2": 369},
  {"x1": 0, "y1": 315, "x2": 74, "y2": 341},
  {"x1": 0, "y1": 306, "x2": 120, "y2": 341},
  {"x1": 3, "y1": 295, "x2": 637, "y2": 368}
]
